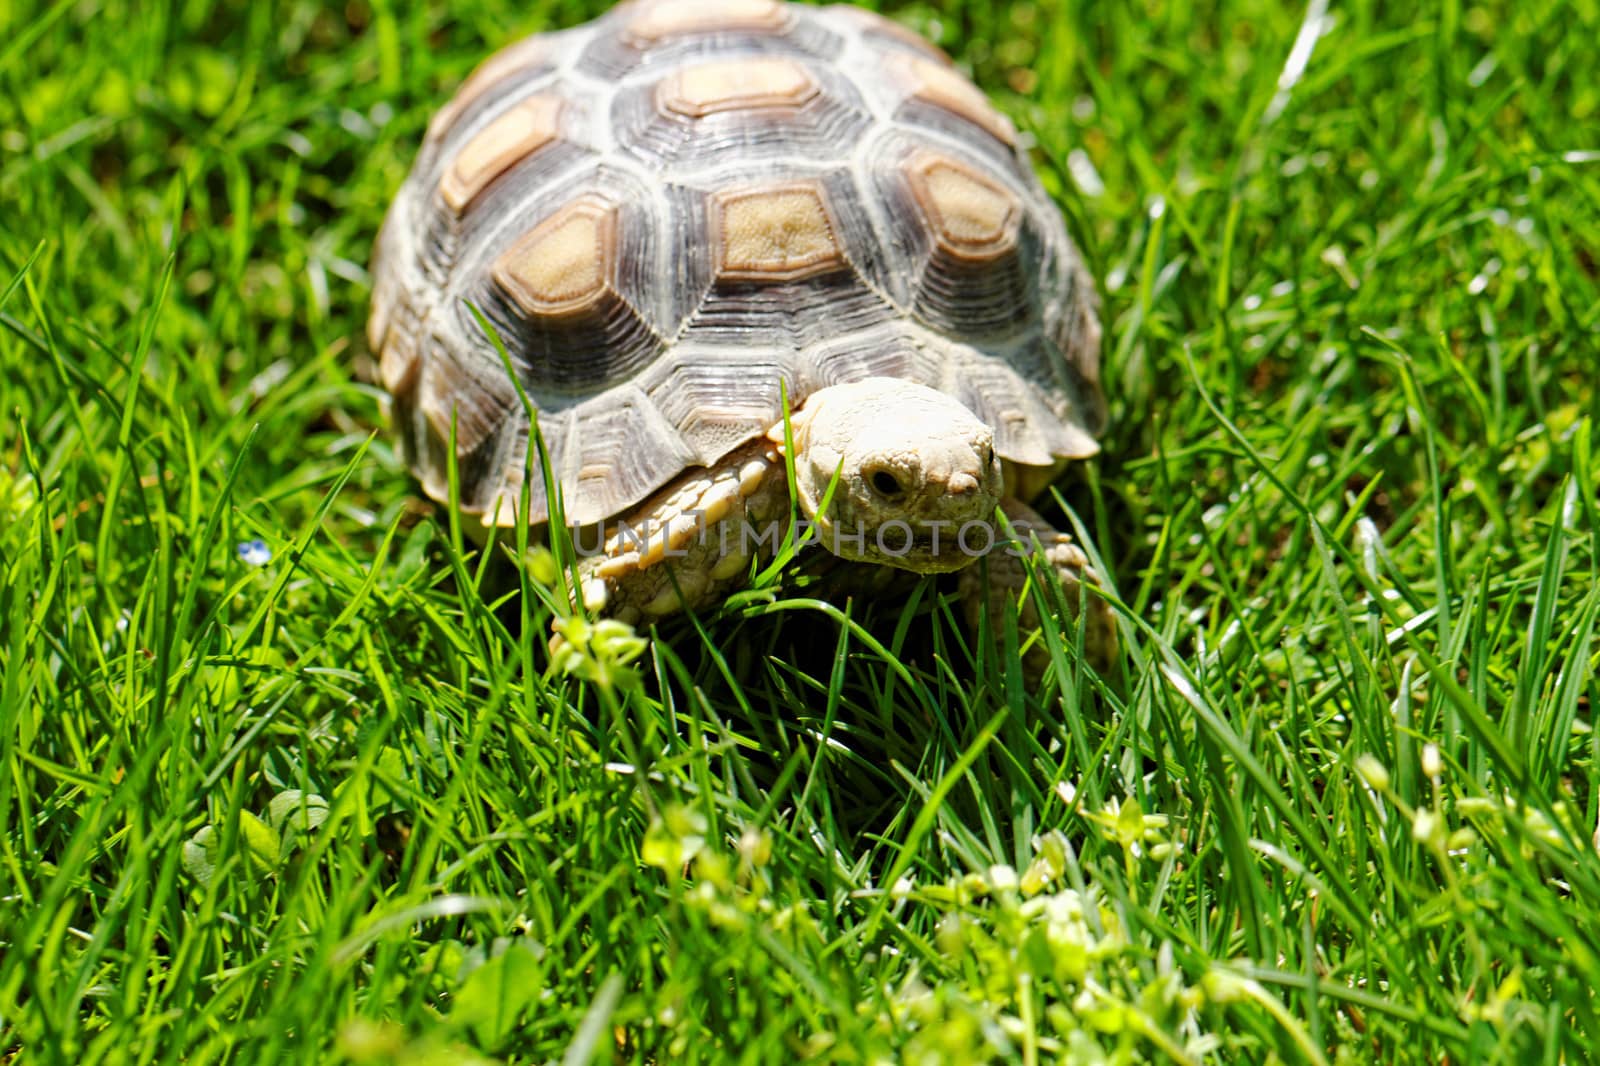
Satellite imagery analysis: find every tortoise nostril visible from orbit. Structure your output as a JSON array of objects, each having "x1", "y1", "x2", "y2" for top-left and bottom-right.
[
  {"x1": 947, "y1": 473, "x2": 979, "y2": 495},
  {"x1": 869, "y1": 469, "x2": 904, "y2": 496}
]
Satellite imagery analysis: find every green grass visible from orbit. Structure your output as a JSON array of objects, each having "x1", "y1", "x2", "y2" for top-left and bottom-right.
[{"x1": 3, "y1": 0, "x2": 1599, "y2": 1061}]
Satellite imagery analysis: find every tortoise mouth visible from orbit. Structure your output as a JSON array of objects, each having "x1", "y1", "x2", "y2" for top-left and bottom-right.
[{"x1": 807, "y1": 512, "x2": 992, "y2": 574}]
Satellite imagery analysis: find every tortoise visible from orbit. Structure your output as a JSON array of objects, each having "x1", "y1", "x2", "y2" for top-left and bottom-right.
[{"x1": 369, "y1": 0, "x2": 1116, "y2": 666}]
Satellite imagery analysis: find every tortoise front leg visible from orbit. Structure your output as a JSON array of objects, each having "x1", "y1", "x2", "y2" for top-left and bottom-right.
[
  {"x1": 957, "y1": 498, "x2": 1117, "y2": 674},
  {"x1": 570, "y1": 441, "x2": 792, "y2": 624}
]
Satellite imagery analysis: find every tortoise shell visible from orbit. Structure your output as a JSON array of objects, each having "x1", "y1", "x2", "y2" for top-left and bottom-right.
[{"x1": 369, "y1": 0, "x2": 1105, "y2": 528}]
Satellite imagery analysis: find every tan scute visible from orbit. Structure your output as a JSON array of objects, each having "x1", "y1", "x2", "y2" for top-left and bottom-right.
[
  {"x1": 426, "y1": 37, "x2": 548, "y2": 144},
  {"x1": 905, "y1": 152, "x2": 1021, "y2": 261},
  {"x1": 659, "y1": 57, "x2": 818, "y2": 118},
  {"x1": 713, "y1": 182, "x2": 846, "y2": 283},
  {"x1": 836, "y1": 7, "x2": 951, "y2": 64},
  {"x1": 439, "y1": 96, "x2": 563, "y2": 212},
  {"x1": 626, "y1": 0, "x2": 790, "y2": 42},
  {"x1": 493, "y1": 194, "x2": 619, "y2": 317},
  {"x1": 894, "y1": 54, "x2": 1016, "y2": 146}
]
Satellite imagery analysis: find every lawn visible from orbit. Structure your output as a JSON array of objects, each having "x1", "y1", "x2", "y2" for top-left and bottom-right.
[{"x1": 3, "y1": 0, "x2": 1599, "y2": 1061}]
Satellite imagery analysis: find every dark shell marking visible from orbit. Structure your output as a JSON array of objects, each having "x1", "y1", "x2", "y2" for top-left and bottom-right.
[{"x1": 371, "y1": 0, "x2": 1104, "y2": 527}]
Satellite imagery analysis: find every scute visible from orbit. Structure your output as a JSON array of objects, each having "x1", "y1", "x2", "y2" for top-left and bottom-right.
[
  {"x1": 660, "y1": 56, "x2": 818, "y2": 117},
  {"x1": 492, "y1": 193, "x2": 619, "y2": 317},
  {"x1": 439, "y1": 96, "x2": 564, "y2": 213},
  {"x1": 646, "y1": 345, "x2": 795, "y2": 459},
  {"x1": 623, "y1": 0, "x2": 792, "y2": 43},
  {"x1": 424, "y1": 36, "x2": 555, "y2": 150},
  {"x1": 578, "y1": 0, "x2": 838, "y2": 80},
  {"x1": 615, "y1": 57, "x2": 868, "y2": 170},
  {"x1": 827, "y1": 6, "x2": 952, "y2": 65},
  {"x1": 905, "y1": 151, "x2": 1021, "y2": 260},
  {"x1": 562, "y1": 386, "x2": 701, "y2": 526},
  {"x1": 865, "y1": 134, "x2": 1039, "y2": 337},
  {"x1": 469, "y1": 167, "x2": 668, "y2": 397},
  {"x1": 713, "y1": 181, "x2": 845, "y2": 283},
  {"x1": 370, "y1": 1, "x2": 1105, "y2": 528},
  {"x1": 888, "y1": 52, "x2": 1017, "y2": 147}
]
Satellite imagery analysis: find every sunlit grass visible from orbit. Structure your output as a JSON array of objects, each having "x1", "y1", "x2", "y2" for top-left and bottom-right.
[{"x1": 2, "y1": 0, "x2": 1598, "y2": 1061}]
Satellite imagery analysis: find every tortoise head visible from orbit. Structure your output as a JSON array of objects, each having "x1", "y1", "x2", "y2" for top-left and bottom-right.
[{"x1": 778, "y1": 377, "x2": 1004, "y2": 573}]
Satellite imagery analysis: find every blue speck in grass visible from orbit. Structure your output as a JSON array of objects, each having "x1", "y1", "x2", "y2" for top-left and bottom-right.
[{"x1": 237, "y1": 539, "x2": 272, "y2": 566}]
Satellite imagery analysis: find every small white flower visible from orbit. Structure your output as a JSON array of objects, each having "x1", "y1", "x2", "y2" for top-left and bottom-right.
[
  {"x1": 237, "y1": 539, "x2": 272, "y2": 566},
  {"x1": 1422, "y1": 743, "x2": 1442, "y2": 778},
  {"x1": 987, "y1": 864, "x2": 1019, "y2": 892},
  {"x1": 1355, "y1": 754, "x2": 1391, "y2": 791}
]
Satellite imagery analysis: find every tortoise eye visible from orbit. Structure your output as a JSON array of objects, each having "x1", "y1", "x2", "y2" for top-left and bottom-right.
[
  {"x1": 870, "y1": 470, "x2": 904, "y2": 496},
  {"x1": 981, "y1": 445, "x2": 994, "y2": 468}
]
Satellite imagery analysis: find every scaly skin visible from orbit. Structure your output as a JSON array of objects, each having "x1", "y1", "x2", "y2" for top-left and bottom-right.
[{"x1": 572, "y1": 439, "x2": 792, "y2": 624}]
